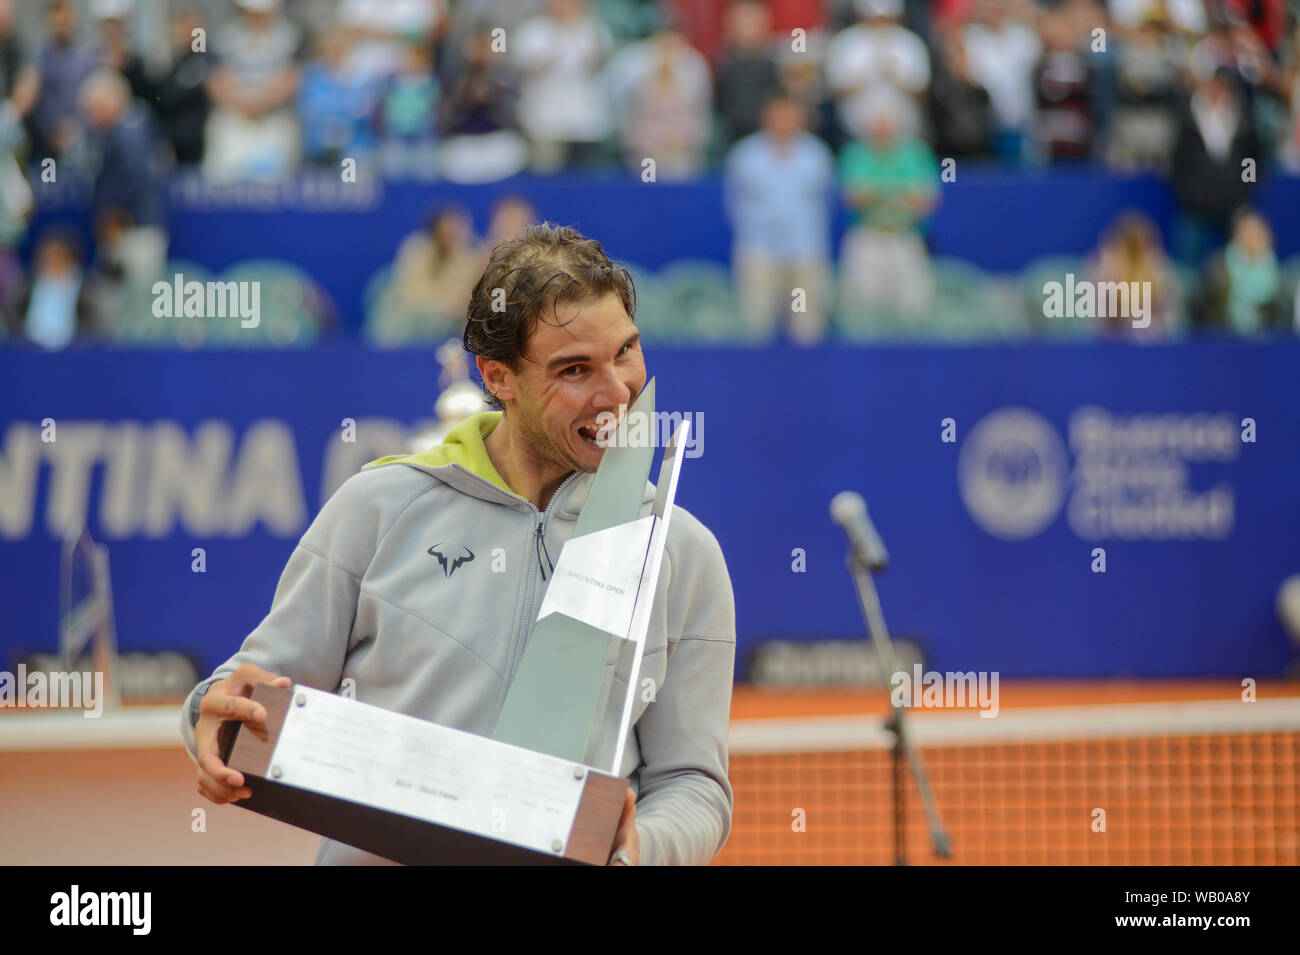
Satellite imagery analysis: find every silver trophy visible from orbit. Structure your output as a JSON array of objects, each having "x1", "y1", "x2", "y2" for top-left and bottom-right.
[{"x1": 408, "y1": 341, "x2": 492, "y2": 452}]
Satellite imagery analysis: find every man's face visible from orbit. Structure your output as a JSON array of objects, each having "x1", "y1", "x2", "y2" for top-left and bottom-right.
[
  {"x1": 868, "y1": 112, "x2": 897, "y2": 148},
  {"x1": 489, "y1": 292, "x2": 646, "y2": 476},
  {"x1": 764, "y1": 100, "x2": 802, "y2": 139},
  {"x1": 50, "y1": 3, "x2": 75, "y2": 40}
]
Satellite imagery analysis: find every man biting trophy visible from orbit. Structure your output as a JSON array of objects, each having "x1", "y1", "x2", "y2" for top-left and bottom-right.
[{"x1": 179, "y1": 223, "x2": 736, "y2": 866}]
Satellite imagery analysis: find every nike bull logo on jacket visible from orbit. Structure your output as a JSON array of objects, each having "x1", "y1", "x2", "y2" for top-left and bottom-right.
[{"x1": 179, "y1": 411, "x2": 737, "y2": 865}]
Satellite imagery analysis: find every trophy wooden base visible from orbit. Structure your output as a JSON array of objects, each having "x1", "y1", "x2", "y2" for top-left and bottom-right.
[{"x1": 219, "y1": 684, "x2": 628, "y2": 866}]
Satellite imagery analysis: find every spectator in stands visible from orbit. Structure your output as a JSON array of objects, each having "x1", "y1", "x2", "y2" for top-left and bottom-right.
[
  {"x1": 0, "y1": 0, "x2": 29, "y2": 318},
  {"x1": 1031, "y1": 3, "x2": 1095, "y2": 161},
  {"x1": 0, "y1": 0, "x2": 38, "y2": 159},
  {"x1": 1088, "y1": 211, "x2": 1180, "y2": 340},
  {"x1": 928, "y1": 26, "x2": 995, "y2": 158},
  {"x1": 1221, "y1": 0, "x2": 1287, "y2": 54},
  {"x1": 714, "y1": 0, "x2": 779, "y2": 147},
  {"x1": 724, "y1": 93, "x2": 834, "y2": 344},
  {"x1": 838, "y1": 95, "x2": 940, "y2": 322},
  {"x1": 1170, "y1": 67, "x2": 1261, "y2": 267},
  {"x1": 1196, "y1": 208, "x2": 1281, "y2": 335},
  {"x1": 297, "y1": 27, "x2": 381, "y2": 169},
  {"x1": 436, "y1": 22, "x2": 528, "y2": 182},
  {"x1": 151, "y1": 6, "x2": 212, "y2": 165},
  {"x1": 336, "y1": 0, "x2": 442, "y2": 85},
  {"x1": 961, "y1": 0, "x2": 1042, "y2": 163},
  {"x1": 1108, "y1": 0, "x2": 1207, "y2": 39},
  {"x1": 484, "y1": 194, "x2": 536, "y2": 249},
  {"x1": 379, "y1": 39, "x2": 440, "y2": 179},
  {"x1": 80, "y1": 68, "x2": 167, "y2": 286},
  {"x1": 514, "y1": 0, "x2": 613, "y2": 173},
  {"x1": 29, "y1": 0, "x2": 98, "y2": 164},
  {"x1": 442, "y1": 0, "x2": 539, "y2": 62},
  {"x1": 605, "y1": 21, "x2": 712, "y2": 179},
  {"x1": 777, "y1": 47, "x2": 846, "y2": 152},
  {"x1": 92, "y1": 0, "x2": 150, "y2": 105},
  {"x1": 388, "y1": 204, "x2": 483, "y2": 333},
  {"x1": 1187, "y1": 11, "x2": 1274, "y2": 89},
  {"x1": 202, "y1": 0, "x2": 304, "y2": 184},
  {"x1": 0, "y1": 129, "x2": 30, "y2": 319},
  {"x1": 1281, "y1": 20, "x2": 1300, "y2": 172},
  {"x1": 825, "y1": 0, "x2": 930, "y2": 141},
  {"x1": 1222, "y1": 12, "x2": 1293, "y2": 151},
  {"x1": 8, "y1": 227, "x2": 96, "y2": 347},
  {"x1": 1105, "y1": 9, "x2": 1182, "y2": 171}
]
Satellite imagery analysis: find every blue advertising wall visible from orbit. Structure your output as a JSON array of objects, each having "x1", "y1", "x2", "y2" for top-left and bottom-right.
[{"x1": 1, "y1": 340, "x2": 1297, "y2": 680}]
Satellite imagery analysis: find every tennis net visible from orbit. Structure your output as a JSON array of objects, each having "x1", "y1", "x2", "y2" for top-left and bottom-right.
[{"x1": 715, "y1": 697, "x2": 1300, "y2": 865}]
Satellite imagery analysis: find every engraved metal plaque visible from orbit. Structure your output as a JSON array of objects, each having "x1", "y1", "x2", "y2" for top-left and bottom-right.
[
  {"x1": 222, "y1": 683, "x2": 628, "y2": 865},
  {"x1": 271, "y1": 686, "x2": 585, "y2": 856}
]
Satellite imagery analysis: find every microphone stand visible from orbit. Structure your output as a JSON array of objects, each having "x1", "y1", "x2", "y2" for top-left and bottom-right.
[{"x1": 844, "y1": 551, "x2": 951, "y2": 865}]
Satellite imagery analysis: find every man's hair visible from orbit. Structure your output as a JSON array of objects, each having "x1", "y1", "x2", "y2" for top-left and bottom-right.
[{"x1": 463, "y1": 223, "x2": 636, "y2": 411}]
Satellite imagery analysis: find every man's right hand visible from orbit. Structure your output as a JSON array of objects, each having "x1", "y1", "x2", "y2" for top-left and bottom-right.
[{"x1": 194, "y1": 663, "x2": 292, "y2": 805}]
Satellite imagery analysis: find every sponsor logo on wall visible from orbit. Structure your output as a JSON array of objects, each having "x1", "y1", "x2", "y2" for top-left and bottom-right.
[{"x1": 959, "y1": 406, "x2": 1237, "y2": 541}]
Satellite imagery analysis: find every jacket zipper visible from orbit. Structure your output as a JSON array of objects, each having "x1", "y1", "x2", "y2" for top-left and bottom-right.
[
  {"x1": 511, "y1": 471, "x2": 581, "y2": 682},
  {"x1": 535, "y1": 523, "x2": 554, "y2": 580},
  {"x1": 442, "y1": 464, "x2": 581, "y2": 686}
]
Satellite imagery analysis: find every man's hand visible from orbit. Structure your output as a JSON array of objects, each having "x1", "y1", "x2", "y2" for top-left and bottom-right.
[
  {"x1": 194, "y1": 663, "x2": 292, "y2": 805},
  {"x1": 609, "y1": 787, "x2": 640, "y2": 865}
]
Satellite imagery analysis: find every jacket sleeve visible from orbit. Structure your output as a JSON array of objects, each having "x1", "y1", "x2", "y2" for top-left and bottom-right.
[
  {"x1": 631, "y1": 514, "x2": 737, "y2": 865},
  {"x1": 178, "y1": 470, "x2": 393, "y2": 758}
]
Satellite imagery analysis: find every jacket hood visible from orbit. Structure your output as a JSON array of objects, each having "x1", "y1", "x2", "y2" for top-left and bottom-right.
[{"x1": 364, "y1": 411, "x2": 656, "y2": 519}]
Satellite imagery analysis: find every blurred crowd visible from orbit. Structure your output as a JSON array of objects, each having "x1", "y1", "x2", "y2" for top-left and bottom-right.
[
  {"x1": 0, "y1": 0, "x2": 1296, "y2": 347},
  {"x1": 720, "y1": 0, "x2": 1298, "y2": 341},
  {"x1": 0, "y1": 0, "x2": 1286, "y2": 178}
]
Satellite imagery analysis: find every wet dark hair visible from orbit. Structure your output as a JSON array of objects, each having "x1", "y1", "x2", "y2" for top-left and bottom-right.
[{"x1": 463, "y1": 222, "x2": 636, "y2": 410}]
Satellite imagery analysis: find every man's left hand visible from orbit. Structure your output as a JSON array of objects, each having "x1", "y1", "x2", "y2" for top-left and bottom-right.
[{"x1": 609, "y1": 787, "x2": 640, "y2": 865}]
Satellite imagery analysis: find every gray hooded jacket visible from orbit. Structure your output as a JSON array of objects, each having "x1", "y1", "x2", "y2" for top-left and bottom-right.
[{"x1": 179, "y1": 412, "x2": 736, "y2": 865}]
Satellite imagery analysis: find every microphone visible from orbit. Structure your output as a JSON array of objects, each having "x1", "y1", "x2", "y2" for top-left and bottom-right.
[{"x1": 830, "y1": 491, "x2": 890, "y2": 571}]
